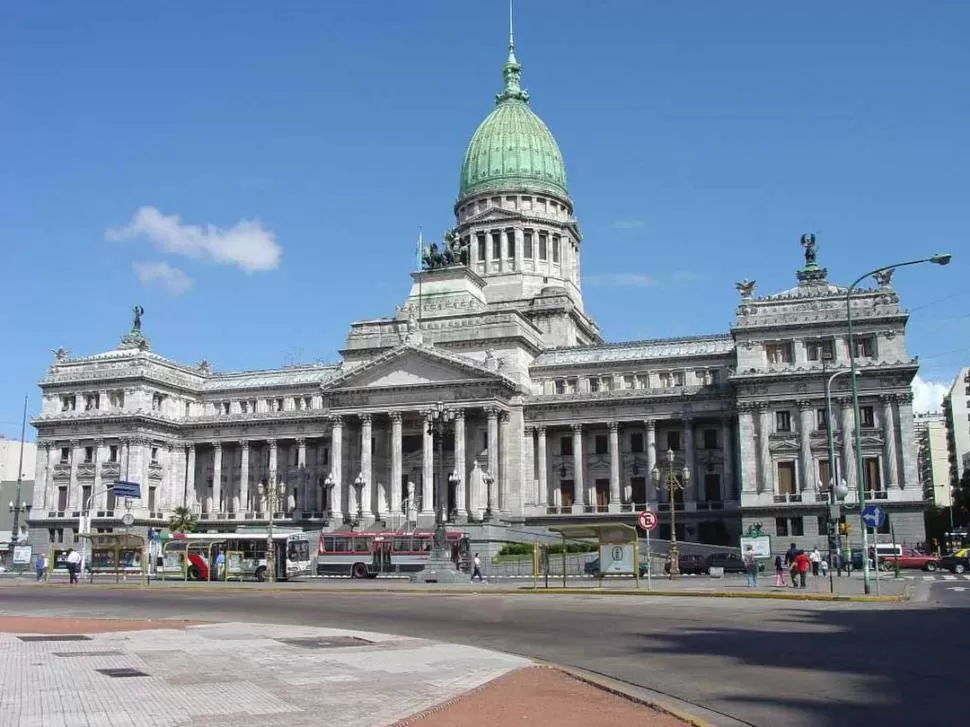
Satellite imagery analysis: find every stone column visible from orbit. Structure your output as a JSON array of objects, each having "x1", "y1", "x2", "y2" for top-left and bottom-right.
[
  {"x1": 798, "y1": 401, "x2": 814, "y2": 491},
  {"x1": 267, "y1": 439, "x2": 278, "y2": 513},
  {"x1": 68, "y1": 439, "x2": 81, "y2": 511},
  {"x1": 92, "y1": 439, "x2": 105, "y2": 511},
  {"x1": 422, "y1": 416, "x2": 434, "y2": 515},
  {"x1": 572, "y1": 423, "x2": 584, "y2": 511},
  {"x1": 897, "y1": 393, "x2": 918, "y2": 489},
  {"x1": 330, "y1": 417, "x2": 343, "y2": 515},
  {"x1": 185, "y1": 444, "x2": 196, "y2": 509},
  {"x1": 359, "y1": 414, "x2": 373, "y2": 516},
  {"x1": 390, "y1": 412, "x2": 403, "y2": 513},
  {"x1": 608, "y1": 421, "x2": 621, "y2": 508},
  {"x1": 645, "y1": 420, "x2": 657, "y2": 502},
  {"x1": 455, "y1": 409, "x2": 467, "y2": 516},
  {"x1": 487, "y1": 408, "x2": 499, "y2": 513},
  {"x1": 721, "y1": 417, "x2": 734, "y2": 501},
  {"x1": 239, "y1": 441, "x2": 250, "y2": 511},
  {"x1": 499, "y1": 411, "x2": 511, "y2": 510},
  {"x1": 683, "y1": 417, "x2": 696, "y2": 501},
  {"x1": 523, "y1": 425, "x2": 535, "y2": 506},
  {"x1": 296, "y1": 438, "x2": 307, "y2": 508},
  {"x1": 882, "y1": 395, "x2": 900, "y2": 487},
  {"x1": 838, "y1": 399, "x2": 856, "y2": 491},
  {"x1": 757, "y1": 405, "x2": 772, "y2": 494},
  {"x1": 211, "y1": 442, "x2": 223, "y2": 513},
  {"x1": 737, "y1": 406, "x2": 757, "y2": 494},
  {"x1": 537, "y1": 426, "x2": 548, "y2": 507},
  {"x1": 514, "y1": 228, "x2": 524, "y2": 272}
]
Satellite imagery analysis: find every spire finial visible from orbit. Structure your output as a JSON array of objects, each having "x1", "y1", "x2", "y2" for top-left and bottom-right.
[{"x1": 497, "y1": 0, "x2": 528, "y2": 104}]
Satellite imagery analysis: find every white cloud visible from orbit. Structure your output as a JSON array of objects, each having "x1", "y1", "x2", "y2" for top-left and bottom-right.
[
  {"x1": 108, "y1": 206, "x2": 281, "y2": 273},
  {"x1": 585, "y1": 273, "x2": 657, "y2": 287},
  {"x1": 133, "y1": 261, "x2": 193, "y2": 296},
  {"x1": 613, "y1": 220, "x2": 645, "y2": 231},
  {"x1": 912, "y1": 374, "x2": 948, "y2": 414}
]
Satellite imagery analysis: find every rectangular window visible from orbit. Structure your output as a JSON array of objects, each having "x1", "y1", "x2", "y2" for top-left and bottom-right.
[
  {"x1": 148, "y1": 486, "x2": 157, "y2": 512},
  {"x1": 818, "y1": 459, "x2": 832, "y2": 489},
  {"x1": 704, "y1": 473, "x2": 721, "y2": 502},
  {"x1": 109, "y1": 445, "x2": 119, "y2": 462},
  {"x1": 777, "y1": 461, "x2": 797, "y2": 495},
  {"x1": 491, "y1": 232, "x2": 501, "y2": 259},
  {"x1": 806, "y1": 339, "x2": 835, "y2": 362},
  {"x1": 60, "y1": 447, "x2": 70, "y2": 464},
  {"x1": 703, "y1": 429, "x2": 718, "y2": 450},
  {"x1": 538, "y1": 232, "x2": 548, "y2": 260},
  {"x1": 151, "y1": 447, "x2": 159, "y2": 462},
  {"x1": 80, "y1": 485, "x2": 92, "y2": 511},
  {"x1": 666, "y1": 431, "x2": 681, "y2": 451},
  {"x1": 84, "y1": 447, "x2": 93, "y2": 463},
  {"x1": 636, "y1": 374, "x2": 650, "y2": 389},
  {"x1": 672, "y1": 371, "x2": 685, "y2": 387},
  {"x1": 57, "y1": 487, "x2": 68, "y2": 511},
  {"x1": 588, "y1": 377, "x2": 600, "y2": 393},
  {"x1": 775, "y1": 411, "x2": 792, "y2": 432},
  {"x1": 775, "y1": 517, "x2": 789, "y2": 537},
  {"x1": 766, "y1": 342, "x2": 794, "y2": 364},
  {"x1": 552, "y1": 235, "x2": 560, "y2": 263},
  {"x1": 775, "y1": 517, "x2": 802, "y2": 537},
  {"x1": 854, "y1": 336, "x2": 875, "y2": 358},
  {"x1": 622, "y1": 374, "x2": 635, "y2": 389},
  {"x1": 860, "y1": 406, "x2": 875, "y2": 428},
  {"x1": 790, "y1": 517, "x2": 804, "y2": 536},
  {"x1": 566, "y1": 378, "x2": 578, "y2": 394},
  {"x1": 816, "y1": 408, "x2": 828, "y2": 431},
  {"x1": 554, "y1": 379, "x2": 566, "y2": 395},
  {"x1": 630, "y1": 476, "x2": 646, "y2": 505},
  {"x1": 862, "y1": 457, "x2": 882, "y2": 492},
  {"x1": 523, "y1": 231, "x2": 533, "y2": 258},
  {"x1": 506, "y1": 229, "x2": 515, "y2": 258},
  {"x1": 560, "y1": 436, "x2": 573, "y2": 456},
  {"x1": 594, "y1": 435, "x2": 608, "y2": 455},
  {"x1": 477, "y1": 234, "x2": 486, "y2": 261},
  {"x1": 630, "y1": 433, "x2": 644, "y2": 453},
  {"x1": 595, "y1": 479, "x2": 609, "y2": 509}
]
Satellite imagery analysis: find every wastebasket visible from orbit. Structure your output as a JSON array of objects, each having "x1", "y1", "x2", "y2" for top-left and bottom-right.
[{"x1": 708, "y1": 566, "x2": 724, "y2": 578}]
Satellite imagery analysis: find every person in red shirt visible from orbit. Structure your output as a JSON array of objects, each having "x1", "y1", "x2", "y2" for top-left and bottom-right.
[{"x1": 794, "y1": 550, "x2": 811, "y2": 589}]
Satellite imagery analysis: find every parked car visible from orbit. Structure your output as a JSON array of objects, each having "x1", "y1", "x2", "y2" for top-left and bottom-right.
[
  {"x1": 584, "y1": 557, "x2": 650, "y2": 577},
  {"x1": 663, "y1": 554, "x2": 707, "y2": 575},
  {"x1": 939, "y1": 548, "x2": 970, "y2": 575},
  {"x1": 705, "y1": 553, "x2": 750, "y2": 575},
  {"x1": 877, "y1": 547, "x2": 940, "y2": 572}
]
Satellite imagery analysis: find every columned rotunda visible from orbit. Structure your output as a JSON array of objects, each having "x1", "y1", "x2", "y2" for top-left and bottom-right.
[{"x1": 28, "y1": 28, "x2": 926, "y2": 554}]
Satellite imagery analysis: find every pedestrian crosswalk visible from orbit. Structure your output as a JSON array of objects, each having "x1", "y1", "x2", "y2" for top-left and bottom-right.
[{"x1": 899, "y1": 573, "x2": 970, "y2": 581}]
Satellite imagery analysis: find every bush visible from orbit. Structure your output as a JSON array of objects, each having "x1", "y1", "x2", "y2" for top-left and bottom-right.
[
  {"x1": 497, "y1": 541, "x2": 597, "y2": 557},
  {"x1": 497, "y1": 543, "x2": 533, "y2": 556}
]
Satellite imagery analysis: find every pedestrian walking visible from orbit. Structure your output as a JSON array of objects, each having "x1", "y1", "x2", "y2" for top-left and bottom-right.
[
  {"x1": 470, "y1": 553, "x2": 484, "y2": 582},
  {"x1": 743, "y1": 545, "x2": 758, "y2": 588},
  {"x1": 65, "y1": 548, "x2": 81, "y2": 585},
  {"x1": 773, "y1": 554, "x2": 785, "y2": 587},
  {"x1": 35, "y1": 553, "x2": 46, "y2": 581},
  {"x1": 810, "y1": 547, "x2": 821, "y2": 577},
  {"x1": 794, "y1": 550, "x2": 810, "y2": 589}
]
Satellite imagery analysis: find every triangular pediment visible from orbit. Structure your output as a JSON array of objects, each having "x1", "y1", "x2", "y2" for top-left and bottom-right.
[
  {"x1": 323, "y1": 345, "x2": 511, "y2": 391},
  {"x1": 466, "y1": 207, "x2": 520, "y2": 225},
  {"x1": 768, "y1": 438, "x2": 801, "y2": 453}
]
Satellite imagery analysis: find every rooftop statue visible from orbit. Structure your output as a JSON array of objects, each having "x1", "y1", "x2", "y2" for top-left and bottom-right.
[
  {"x1": 873, "y1": 268, "x2": 895, "y2": 288},
  {"x1": 800, "y1": 233, "x2": 817, "y2": 266},
  {"x1": 132, "y1": 305, "x2": 145, "y2": 332},
  {"x1": 421, "y1": 228, "x2": 468, "y2": 270},
  {"x1": 735, "y1": 279, "x2": 756, "y2": 299}
]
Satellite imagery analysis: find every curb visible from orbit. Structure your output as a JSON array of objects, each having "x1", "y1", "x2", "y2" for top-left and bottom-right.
[
  {"x1": 538, "y1": 663, "x2": 716, "y2": 727},
  {"x1": 6, "y1": 582, "x2": 905, "y2": 601}
]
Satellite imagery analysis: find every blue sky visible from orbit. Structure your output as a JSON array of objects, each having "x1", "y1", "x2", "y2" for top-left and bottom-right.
[{"x1": 2, "y1": 1, "x2": 968, "y2": 439}]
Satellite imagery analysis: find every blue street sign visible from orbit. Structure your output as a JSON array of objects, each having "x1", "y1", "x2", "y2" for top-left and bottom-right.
[
  {"x1": 861, "y1": 505, "x2": 885, "y2": 530},
  {"x1": 110, "y1": 480, "x2": 141, "y2": 499}
]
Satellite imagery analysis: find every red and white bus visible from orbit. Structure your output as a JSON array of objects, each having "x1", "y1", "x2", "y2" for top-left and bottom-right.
[
  {"x1": 160, "y1": 530, "x2": 312, "y2": 582},
  {"x1": 317, "y1": 529, "x2": 470, "y2": 578}
]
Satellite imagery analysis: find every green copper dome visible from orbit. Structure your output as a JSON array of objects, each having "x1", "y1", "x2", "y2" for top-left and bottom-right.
[{"x1": 458, "y1": 39, "x2": 568, "y2": 202}]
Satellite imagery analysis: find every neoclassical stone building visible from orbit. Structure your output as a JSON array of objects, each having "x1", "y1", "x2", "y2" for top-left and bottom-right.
[{"x1": 28, "y1": 32, "x2": 925, "y2": 552}]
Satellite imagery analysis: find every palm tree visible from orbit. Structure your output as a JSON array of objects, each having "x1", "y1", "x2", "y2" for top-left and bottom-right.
[{"x1": 168, "y1": 505, "x2": 197, "y2": 534}]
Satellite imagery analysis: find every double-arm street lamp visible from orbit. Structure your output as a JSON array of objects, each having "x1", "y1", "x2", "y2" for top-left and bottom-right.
[
  {"x1": 651, "y1": 448, "x2": 690, "y2": 578},
  {"x1": 262, "y1": 478, "x2": 285, "y2": 583},
  {"x1": 426, "y1": 401, "x2": 456, "y2": 553},
  {"x1": 5, "y1": 395, "x2": 28, "y2": 569},
  {"x1": 846, "y1": 253, "x2": 951, "y2": 595}
]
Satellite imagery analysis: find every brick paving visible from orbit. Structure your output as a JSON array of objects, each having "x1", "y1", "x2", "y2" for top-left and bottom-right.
[{"x1": 395, "y1": 667, "x2": 689, "y2": 727}]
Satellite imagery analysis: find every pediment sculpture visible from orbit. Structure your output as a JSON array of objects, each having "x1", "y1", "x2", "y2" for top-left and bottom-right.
[{"x1": 735, "y1": 279, "x2": 756, "y2": 299}]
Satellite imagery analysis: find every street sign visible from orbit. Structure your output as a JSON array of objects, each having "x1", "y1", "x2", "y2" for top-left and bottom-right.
[
  {"x1": 121, "y1": 513, "x2": 135, "y2": 527},
  {"x1": 110, "y1": 480, "x2": 141, "y2": 499},
  {"x1": 598, "y1": 542, "x2": 635, "y2": 574},
  {"x1": 638, "y1": 510, "x2": 659, "y2": 531},
  {"x1": 861, "y1": 505, "x2": 885, "y2": 530}
]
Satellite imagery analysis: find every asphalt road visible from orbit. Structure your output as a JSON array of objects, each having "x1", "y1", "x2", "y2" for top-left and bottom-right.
[{"x1": 0, "y1": 585, "x2": 964, "y2": 727}]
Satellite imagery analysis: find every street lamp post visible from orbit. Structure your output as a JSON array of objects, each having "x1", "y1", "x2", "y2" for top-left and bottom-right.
[
  {"x1": 324, "y1": 472, "x2": 335, "y2": 517},
  {"x1": 822, "y1": 357, "x2": 853, "y2": 578},
  {"x1": 846, "y1": 253, "x2": 951, "y2": 595},
  {"x1": 353, "y1": 473, "x2": 365, "y2": 524},
  {"x1": 412, "y1": 401, "x2": 465, "y2": 583},
  {"x1": 6, "y1": 394, "x2": 28, "y2": 569},
  {"x1": 651, "y1": 448, "x2": 690, "y2": 578},
  {"x1": 482, "y1": 473, "x2": 494, "y2": 522},
  {"x1": 263, "y1": 478, "x2": 284, "y2": 583}
]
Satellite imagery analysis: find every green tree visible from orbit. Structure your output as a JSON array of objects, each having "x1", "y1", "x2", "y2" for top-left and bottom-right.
[{"x1": 167, "y1": 506, "x2": 197, "y2": 534}]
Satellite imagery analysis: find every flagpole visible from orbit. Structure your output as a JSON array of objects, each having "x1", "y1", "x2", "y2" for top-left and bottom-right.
[{"x1": 417, "y1": 227, "x2": 424, "y2": 323}]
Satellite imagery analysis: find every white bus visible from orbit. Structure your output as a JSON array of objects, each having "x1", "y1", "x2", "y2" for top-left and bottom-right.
[
  {"x1": 159, "y1": 530, "x2": 312, "y2": 582},
  {"x1": 317, "y1": 528, "x2": 470, "y2": 578}
]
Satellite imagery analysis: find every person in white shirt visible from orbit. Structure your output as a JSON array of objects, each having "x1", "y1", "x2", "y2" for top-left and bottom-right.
[
  {"x1": 810, "y1": 547, "x2": 822, "y2": 577},
  {"x1": 471, "y1": 553, "x2": 484, "y2": 582},
  {"x1": 65, "y1": 548, "x2": 82, "y2": 585}
]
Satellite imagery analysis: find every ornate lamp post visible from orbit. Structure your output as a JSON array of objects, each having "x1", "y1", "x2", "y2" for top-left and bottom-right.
[
  {"x1": 324, "y1": 472, "x2": 335, "y2": 516},
  {"x1": 353, "y1": 473, "x2": 365, "y2": 525},
  {"x1": 845, "y1": 253, "x2": 951, "y2": 595},
  {"x1": 263, "y1": 478, "x2": 285, "y2": 583},
  {"x1": 447, "y1": 471, "x2": 460, "y2": 521},
  {"x1": 651, "y1": 448, "x2": 690, "y2": 578},
  {"x1": 6, "y1": 394, "x2": 28, "y2": 569},
  {"x1": 412, "y1": 401, "x2": 464, "y2": 583},
  {"x1": 482, "y1": 472, "x2": 494, "y2": 522}
]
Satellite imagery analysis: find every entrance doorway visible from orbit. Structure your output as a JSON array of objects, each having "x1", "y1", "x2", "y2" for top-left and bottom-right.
[
  {"x1": 559, "y1": 479, "x2": 575, "y2": 509},
  {"x1": 595, "y1": 479, "x2": 610, "y2": 511}
]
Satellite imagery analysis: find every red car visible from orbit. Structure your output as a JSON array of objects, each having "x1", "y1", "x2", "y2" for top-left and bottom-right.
[{"x1": 877, "y1": 548, "x2": 940, "y2": 572}]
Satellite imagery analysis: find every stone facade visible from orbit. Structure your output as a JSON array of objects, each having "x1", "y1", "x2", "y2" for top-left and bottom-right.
[{"x1": 26, "y1": 31, "x2": 928, "y2": 556}]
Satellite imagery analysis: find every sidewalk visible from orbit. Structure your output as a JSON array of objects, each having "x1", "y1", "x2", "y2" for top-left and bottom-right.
[
  {"x1": 2, "y1": 570, "x2": 907, "y2": 599},
  {"x1": 0, "y1": 617, "x2": 690, "y2": 727}
]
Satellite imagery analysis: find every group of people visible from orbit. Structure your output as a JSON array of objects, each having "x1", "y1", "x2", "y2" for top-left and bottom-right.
[{"x1": 774, "y1": 543, "x2": 827, "y2": 588}]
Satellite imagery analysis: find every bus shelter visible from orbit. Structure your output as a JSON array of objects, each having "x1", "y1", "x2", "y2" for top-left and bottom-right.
[
  {"x1": 76, "y1": 533, "x2": 147, "y2": 583},
  {"x1": 547, "y1": 523, "x2": 641, "y2": 589}
]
